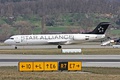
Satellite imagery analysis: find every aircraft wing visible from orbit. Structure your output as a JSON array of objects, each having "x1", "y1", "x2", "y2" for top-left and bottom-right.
[{"x1": 47, "y1": 39, "x2": 68, "y2": 44}]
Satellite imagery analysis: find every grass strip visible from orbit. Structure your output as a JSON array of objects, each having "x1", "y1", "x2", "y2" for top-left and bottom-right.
[
  {"x1": 0, "y1": 66, "x2": 120, "y2": 80},
  {"x1": 0, "y1": 48, "x2": 120, "y2": 55}
]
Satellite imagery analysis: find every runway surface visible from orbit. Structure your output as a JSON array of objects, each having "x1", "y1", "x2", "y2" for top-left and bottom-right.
[
  {"x1": 0, "y1": 55, "x2": 120, "y2": 67},
  {"x1": 0, "y1": 45, "x2": 113, "y2": 49}
]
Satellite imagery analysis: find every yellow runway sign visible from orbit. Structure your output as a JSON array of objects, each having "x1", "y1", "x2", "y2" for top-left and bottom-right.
[
  {"x1": 59, "y1": 62, "x2": 68, "y2": 71},
  {"x1": 68, "y1": 62, "x2": 82, "y2": 71},
  {"x1": 44, "y1": 62, "x2": 58, "y2": 71},
  {"x1": 33, "y1": 62, "x2": 44, "y2": 71},
  {"x1": 18, "y1": 61, "x2": 82, "y2": 72},
  {"x1": 19, "y1": 62, "x2": 33, "y2": 72}
]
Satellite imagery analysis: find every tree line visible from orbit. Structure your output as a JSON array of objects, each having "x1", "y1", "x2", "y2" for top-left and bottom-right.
[
  {"x1": 0, "y1": 0, "x2": 120, "y2": 17},
  {"x1": 0, "y1": 0, "x2": 120, "y2": 41}
]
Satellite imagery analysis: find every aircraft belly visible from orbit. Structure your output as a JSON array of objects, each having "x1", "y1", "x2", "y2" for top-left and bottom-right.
[{"x1": 27, "y1": 40, "x2": 48, "y2": 45}]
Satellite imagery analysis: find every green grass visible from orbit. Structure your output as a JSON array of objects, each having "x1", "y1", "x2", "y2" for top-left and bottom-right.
[
  {"x1": 0, "y1": 48, "x2": 120, "y2": 55},
  {"x1": 0, "y1": 19, "x2": 6, "y2": 24},
  {"x1": 0, "y1": 66, "x2": 120, "y2": 80},
  {"x1": 32, "y1": 27, "x2": 42, "y2": 34},
  {"x1": 32, "y1": 26, "x2": 120, "y2": 35},
  {"x1": 82, "y1": 67, "x2": 120, "y2": 75},
  {"x1": 0, "y1": 14, "x2": 119, "y2": 35},
  {"x1": 0, "y1": 49, "x2": 61, "y2": 54},
  {"x1": 110, "y1": 30, "x2": 120, "y2": 35},
  {"x1": 82, "y1": 48, "x2": 120, "y2": 55},
  {"x1": 32, "y1": 26, "x2": 69, "y2": 34},
  {"x1": 47, "y1": 26, "x2": 68, "y2": 32}
]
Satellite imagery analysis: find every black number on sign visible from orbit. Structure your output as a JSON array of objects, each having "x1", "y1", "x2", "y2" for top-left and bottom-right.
[
  {"x1": 70, "y1": 64, "x2": 75, "y2": 68},
  {"x1": 46, "y1": 64, "x2": 49, "y2": 68},
  {"x1": 36, "y1": 64, "x2": 42, "y2": 69},
  {"x1": 61, "y1": 64, "x2": 67, "y2": 68},
  {"x1": 50, "y1": 64, "x2": 52, "y2": 69},
  {"x1": 76, "y1": 65, "x2": 80, "y2": 67},
  {"x1": 26, "y1": 64, "x2": 31, "y2": 69},
  {"x1": 53, "y1": 64, "x2": 56, "y2": 68},
  {"x1": 50, "y1": 64, "x2": 56, "y2": 69},
  {"x1": 59, "y1": 62, "x2": 68, "y2": 70}
]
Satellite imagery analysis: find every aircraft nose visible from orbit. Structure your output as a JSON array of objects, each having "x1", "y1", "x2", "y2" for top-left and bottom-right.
[
  {"x1": 4, "y1": 39, "x2": 13, "y2": 44},
  {"x1": 4, "y1": 40, "x2": 9, "y2": 44}
]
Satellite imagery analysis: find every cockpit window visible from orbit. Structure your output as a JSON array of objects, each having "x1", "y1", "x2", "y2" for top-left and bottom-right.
[{"x1": 10, "y1": 38, "x2": 14, "y2": 40}]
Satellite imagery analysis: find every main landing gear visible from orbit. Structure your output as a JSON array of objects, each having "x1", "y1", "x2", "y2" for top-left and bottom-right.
[
  {"x1": 15, "y1": 46, "x2": 17, "y2": 49},
  {"x1": 58, "y1": 45, "x2": 62, "y2": 49}
]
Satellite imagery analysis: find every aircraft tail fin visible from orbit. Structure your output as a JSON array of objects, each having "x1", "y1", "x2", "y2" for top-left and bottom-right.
[{"x1": 87, "y1": 22, "x2": 110, "y2": 34}]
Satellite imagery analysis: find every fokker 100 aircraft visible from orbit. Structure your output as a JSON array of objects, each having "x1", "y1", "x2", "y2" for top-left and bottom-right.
[{"x1": 4, "y1": 22, "x2": 110, "y2": 49}]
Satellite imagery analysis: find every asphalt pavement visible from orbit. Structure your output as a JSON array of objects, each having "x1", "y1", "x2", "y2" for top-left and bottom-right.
[{"x1": 0, "y1": 55, "x2": 120, "y2": 67}]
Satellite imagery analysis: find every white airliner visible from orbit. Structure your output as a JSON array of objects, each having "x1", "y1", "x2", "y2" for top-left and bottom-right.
[{"x1": 4, "y1": 22, "x2": 110, "y2": 49}]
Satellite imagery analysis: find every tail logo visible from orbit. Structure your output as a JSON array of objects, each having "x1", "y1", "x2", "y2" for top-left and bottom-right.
[{"x1": 98, "y1": 27, "x2": 104, "y2": 32}]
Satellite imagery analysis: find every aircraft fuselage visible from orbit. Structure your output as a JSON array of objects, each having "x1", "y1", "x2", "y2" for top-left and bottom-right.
[{"x1": 4, "y1": 34, "x2": 105, "y2": 45}]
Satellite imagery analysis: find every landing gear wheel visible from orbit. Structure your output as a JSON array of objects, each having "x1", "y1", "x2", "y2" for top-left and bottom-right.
[
  {"x1": 58, "y1": 45, "x2": 62, "y2": 49},
  {"x1": 15, "y1": 46, "x2": 17, "y2": 49}
]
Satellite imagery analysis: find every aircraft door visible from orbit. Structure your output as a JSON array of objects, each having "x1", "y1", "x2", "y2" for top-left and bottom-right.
[
  {"x1": 14, "y1": 36, "x2": 21, "y2": 43},
  {"x1": 21, "y1": 36, "x2": 27, "y2": 43}
]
